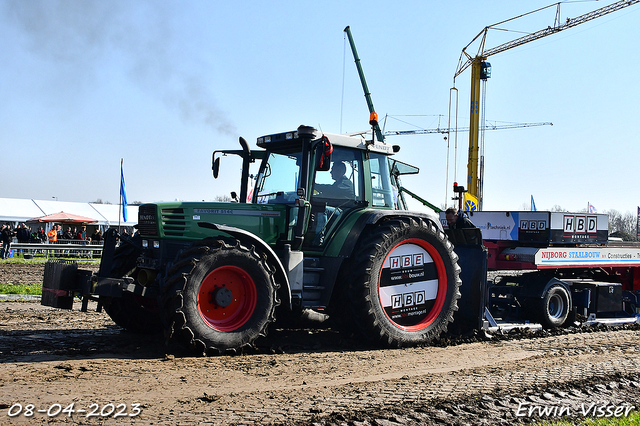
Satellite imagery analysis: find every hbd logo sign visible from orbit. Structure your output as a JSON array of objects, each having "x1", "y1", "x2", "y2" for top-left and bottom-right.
[
  {"x1": 520, "y1": 220, "x2": 547, "y2": 231},
  {"x1": 391, "y1": 291, "x2": 426, "y2": 309},
  {"x1": 389, "y1": 253, "x2": 425, "y2": 270},
  {"x1": 564, "y1": 215, "x2": 597, "y2": 234}
]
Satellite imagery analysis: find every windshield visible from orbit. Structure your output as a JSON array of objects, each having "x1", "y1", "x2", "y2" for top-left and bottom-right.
[{"x1": 254, "y1": 152, "x2": 301, "y2": 204}]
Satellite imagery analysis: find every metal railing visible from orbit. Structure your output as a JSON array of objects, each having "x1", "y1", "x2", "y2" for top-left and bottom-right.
[{"x1": 2, "y1": 242, "x2": 103, "y2": 259}]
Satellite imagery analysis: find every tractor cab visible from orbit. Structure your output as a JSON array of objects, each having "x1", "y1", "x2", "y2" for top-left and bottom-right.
[
  {"x1": 250, "y1": 125, "x2": 403, "y2": 248},
  {"x1": 211, "y1": 125, "x2": 423, "y2": 251}
]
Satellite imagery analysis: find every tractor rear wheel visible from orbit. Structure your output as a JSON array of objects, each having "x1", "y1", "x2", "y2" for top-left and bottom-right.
[
  {"x1": 347, "y1": 218, "x2": 461, "y2": 347},
  {"x1": 163, "y1": 238, "x2": 279, "y2": 355}
]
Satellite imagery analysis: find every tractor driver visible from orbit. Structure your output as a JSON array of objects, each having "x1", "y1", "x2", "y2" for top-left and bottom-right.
[
  {"x1": 314, "y1": 161, "x2": 354, "y2": 200},
  {"x1": 311, "y1": 161, "x2": 355, "y2": 245}
]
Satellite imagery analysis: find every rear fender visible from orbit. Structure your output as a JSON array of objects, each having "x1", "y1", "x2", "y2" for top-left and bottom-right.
[
  {"x1": 197, "y1": 222, "x2": 291, "y2": 309},
  {"x1": 325, "y1": 209, "x2": 443, "y2": 258}
]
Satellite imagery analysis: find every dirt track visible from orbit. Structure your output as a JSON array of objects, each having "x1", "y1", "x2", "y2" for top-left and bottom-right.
[
  {"x1": 0, "y1": 300, "x2": 639, "y2": 425},
  {"x1": 1, "y1": 263, "x2": 640, "y2": 425}
]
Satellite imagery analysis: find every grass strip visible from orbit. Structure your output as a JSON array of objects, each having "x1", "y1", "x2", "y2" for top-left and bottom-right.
[{"x1": 0, "y1": 283, "x2": 42, "y2": 295}]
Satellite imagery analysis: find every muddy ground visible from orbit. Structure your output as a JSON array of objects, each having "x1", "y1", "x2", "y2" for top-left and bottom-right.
[
  {"x1": 0, "y1": 262, "x2": 51, "y2": 286},
  {"x1": 1, "y1": 263, "x2": 639, "y2": 425}
]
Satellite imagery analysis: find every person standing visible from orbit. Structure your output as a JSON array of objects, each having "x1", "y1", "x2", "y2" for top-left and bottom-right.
[
  {"x1": 76, "y1": 226, "x2": 87, "y2": 242},
  {"x1": 47, "y1": 225, "x2": 58, "y2": 243},
  {"x1": 37, "y1": 226, "x2": 47, "y2": 243},
  {"x1": 15, "y1": 223, "x2": 30, "y2": 255},
  {"x1": 16, "y1": 223, "x2": 30, "y2": 244},
  {"x1": 77, "y1": 227, "x2": 88, "y2": 257},
  {"x1": 445, "y1": 207, "x2": 475, "y2": 230},
  {"x1": 91, "y1": 229, "x2": 102, "y2": 243},
  {"x1": 62, "y1": 227, "x2": 74, "y2": 241},
  {"x1": 1, "y1": 225, "x2": 14, "y2": 259}
]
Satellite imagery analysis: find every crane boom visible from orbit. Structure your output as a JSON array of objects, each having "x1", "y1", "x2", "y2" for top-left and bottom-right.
[
  {"x1": 344, "y1": 26, "x2": 385, "y2": 143},
  {"x1": 385, "y1": 121, "x2": 552, "y2": 136},
  {"x1": 455, "y1": 0, "x2": 640, "y2": 79}
]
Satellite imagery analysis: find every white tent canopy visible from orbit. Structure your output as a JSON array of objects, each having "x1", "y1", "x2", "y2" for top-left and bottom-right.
[
  {"x1": 0, "y1": 198, "x2": 46, "y2": 222},
  {"x1": 90, "y1": 203, "x2": 137, "y2": 226},
  {"x1": 0, "y1": 198, "x2": 138, "y2": 227}
]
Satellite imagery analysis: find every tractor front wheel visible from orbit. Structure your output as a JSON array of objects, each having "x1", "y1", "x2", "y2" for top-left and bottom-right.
[{"x1": 163, "y1": 238, "x2": 279, "y2": 355}]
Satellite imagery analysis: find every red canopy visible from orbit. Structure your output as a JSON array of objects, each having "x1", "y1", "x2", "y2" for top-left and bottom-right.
[{"x1": 26, "y1": 211, "x2": 99, "y2": 225}]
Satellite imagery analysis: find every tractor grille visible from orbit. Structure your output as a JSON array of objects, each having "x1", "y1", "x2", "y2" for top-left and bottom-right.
[
  {"x1": 138, "y1": 205, "x2": 159, "y2": 236},
  {"x1": 162, "y1": 208, "x2": 187, "y2": 236}
]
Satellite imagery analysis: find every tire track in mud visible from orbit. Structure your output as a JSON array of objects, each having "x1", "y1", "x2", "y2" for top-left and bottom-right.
[
  {"x1": 186, "y1": 332, "x2": 640, "y2": 425},
  {"x1": 1, "y1": 299, "x2": 639, "y2": 424}
]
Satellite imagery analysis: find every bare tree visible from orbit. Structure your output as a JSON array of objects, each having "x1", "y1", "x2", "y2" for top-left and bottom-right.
[{"x1": 605, "y1": 209, "x2": 637, "y2": 241}]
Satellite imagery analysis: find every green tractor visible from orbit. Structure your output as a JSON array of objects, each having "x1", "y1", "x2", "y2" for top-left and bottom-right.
[{"x1": 42, "y1": 125, "x2": 462, "y2": 355}]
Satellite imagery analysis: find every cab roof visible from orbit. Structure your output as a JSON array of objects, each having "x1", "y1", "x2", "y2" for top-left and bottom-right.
[{"x1": 257, "y1": 128, "x2": 396, "y2": 155}]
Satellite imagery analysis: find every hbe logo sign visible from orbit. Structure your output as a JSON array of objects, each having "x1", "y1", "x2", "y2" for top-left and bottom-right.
[
  {"x1": 389, "y1": 253, "x2": 425, "y2": 270},
  {"x1": 391, "y1": 291, "x2": 426, "y2": 309},
  {"x1": 564, "y1": 215, "x2": 597, "y2": 234}
]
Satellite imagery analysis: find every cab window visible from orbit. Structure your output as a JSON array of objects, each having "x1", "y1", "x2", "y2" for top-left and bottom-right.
[
  {"x1": 312, "y1": 146, "x2": 362, "y2": 205},
  {"x1": 254, "y1": 152, "x2": 301, "y2": 204},
  {"x1": 307, "y1": 147, "x2": 363, "y2": 246}
]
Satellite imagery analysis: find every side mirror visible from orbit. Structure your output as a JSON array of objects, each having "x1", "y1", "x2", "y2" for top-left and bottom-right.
[
  {"x1": 314, "y1": 136, "x2": 333, "y2": 172},
  {"x1": 213, "y1": 157, "x2": 220, "y2": 179}
]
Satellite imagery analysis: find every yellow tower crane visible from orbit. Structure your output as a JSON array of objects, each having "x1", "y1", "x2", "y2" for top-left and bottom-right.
[{"x1": 452, "y1": 0, "x2": 640, "y2": 211}]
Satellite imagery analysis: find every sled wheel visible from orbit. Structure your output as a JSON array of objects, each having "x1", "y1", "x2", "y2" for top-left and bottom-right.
[
  {"x1": 103, "y1": 234, "x2": 162, "y2": 334},
  {"x1": 537, "y1": 284, "x2": 571, "y2": 328},
  {"x1": 163, "y1": 238, "x2": 279, "y2": 355},
  {"x1": 347, "y1": 218, "x2": 461, "y2": 347}
]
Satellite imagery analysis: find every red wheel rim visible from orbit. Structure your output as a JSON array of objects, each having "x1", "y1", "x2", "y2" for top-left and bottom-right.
[
  {"x1": 378, "y1": 238, "x2": 448, "y2": 332},
  {"x1": 197, "y1": 265, "x2": 257, "y2": 331}
]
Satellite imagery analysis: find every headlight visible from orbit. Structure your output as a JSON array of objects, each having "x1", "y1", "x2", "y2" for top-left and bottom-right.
[
  {"x1": 153, "y1": 241, "x2": 160, "y2": 249},
  {"x1": 141, "y1": 240, "x2": 149, "y2": 248}
]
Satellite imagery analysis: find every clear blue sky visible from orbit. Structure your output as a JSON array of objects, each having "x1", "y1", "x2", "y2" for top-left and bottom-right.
[{"x1": 1, "y1": 1, "x2": 638, "y2": 215}]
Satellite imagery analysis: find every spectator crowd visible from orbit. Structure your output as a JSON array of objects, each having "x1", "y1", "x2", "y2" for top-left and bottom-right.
[{"x1": 1, "y1": 223, "x2": 106, "y2": 259}]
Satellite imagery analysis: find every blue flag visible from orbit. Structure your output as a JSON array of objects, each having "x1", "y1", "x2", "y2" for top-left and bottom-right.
[
  {"x1": 120, "y1": 160, "x2": 128, "y2": 222},
  {"x1": 531, "y1": 195, "x2": 537, "y2": 211}
]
